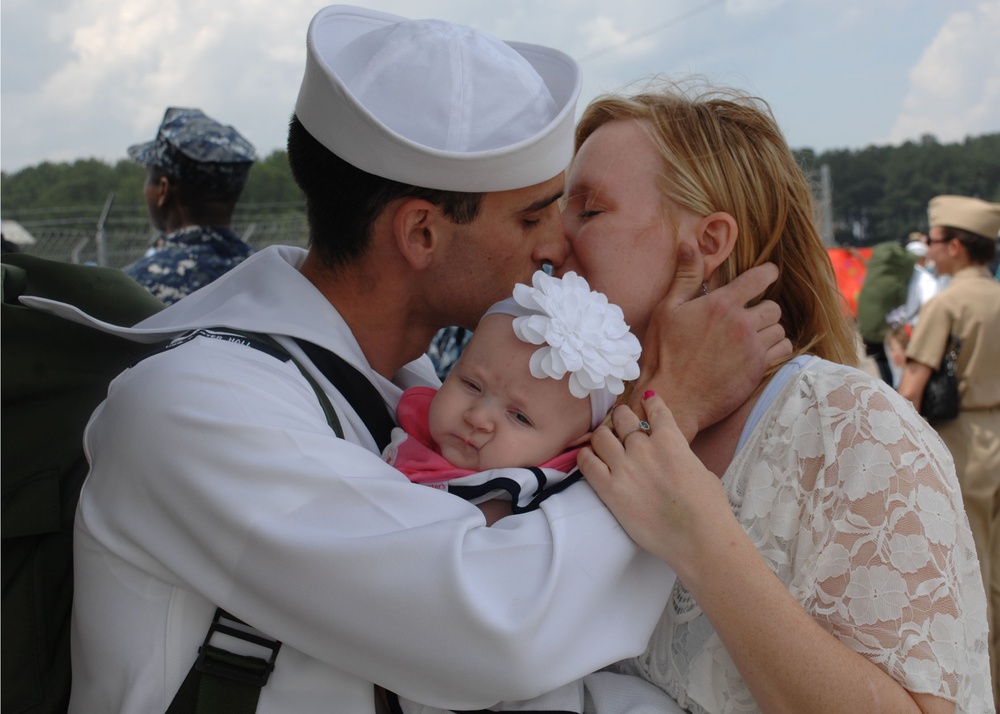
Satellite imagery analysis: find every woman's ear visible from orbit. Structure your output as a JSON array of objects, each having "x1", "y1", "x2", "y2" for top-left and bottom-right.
[
  {"x1": 696, "y1": 211, "x2": 737, "y2": 280},
  {"x1": 391, "y1": 198, "x2": 442, "y2": 270}
]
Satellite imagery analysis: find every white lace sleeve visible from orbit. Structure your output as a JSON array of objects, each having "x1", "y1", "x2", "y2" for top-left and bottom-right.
[
  {"x1": 778, "y1": 363, "x2": 990, "y2": 708},
  {"x1": 620, "y1": 359, "x2": 992, "y2": 714}
]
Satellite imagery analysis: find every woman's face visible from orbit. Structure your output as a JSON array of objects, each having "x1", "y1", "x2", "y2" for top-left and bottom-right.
[{"x1": 558, "y1": 119, "x2": 693, "y2": 341}]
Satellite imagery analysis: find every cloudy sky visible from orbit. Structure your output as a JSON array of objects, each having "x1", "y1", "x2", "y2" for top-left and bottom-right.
[{"x1": 2, "y1": 0, "x2": 998, "y2": 174}]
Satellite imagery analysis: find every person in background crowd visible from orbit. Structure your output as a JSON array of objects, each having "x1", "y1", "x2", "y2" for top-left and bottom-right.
[
  {"x1": 901, "y1": 232, "x2": 950, "y2": 324},
  {"x1": 124, "y1": 107, "x2": 256, "y2": 304},
  {"x1": 885, "y1": 233, "x2": 949, "y2": 387},
  {"x1": 898, "y1": 194, "x2": 1000, "y2": 711},
  {"x1": 856, "y1": 237, "x2": 919, "y2": 385},
  {"x1": 426, "y1": 324, "x2": 473, "y2": 380}
]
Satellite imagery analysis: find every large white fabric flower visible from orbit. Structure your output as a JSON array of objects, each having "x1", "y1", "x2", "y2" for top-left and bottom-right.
[{"x1": 510, "y1": 271, "x2": 641, "y2": 399}]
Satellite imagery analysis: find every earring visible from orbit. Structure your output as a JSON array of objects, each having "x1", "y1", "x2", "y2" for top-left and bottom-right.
[{"x1": 700, "y1": 282, "x2": 710, "y2": 296}]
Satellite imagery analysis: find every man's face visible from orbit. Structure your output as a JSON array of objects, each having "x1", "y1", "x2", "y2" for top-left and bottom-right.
[
  {"x1": 436, "y1": 174, "x2": 569, "y2": 329},
  {"x1": 428, "y1": 314, "x2": 592, "y2": 471}
]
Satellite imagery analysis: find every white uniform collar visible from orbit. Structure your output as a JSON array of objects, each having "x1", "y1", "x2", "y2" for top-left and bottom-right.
[{"x1": 20, "y1": 245, "x2": 438, "y2": 391}]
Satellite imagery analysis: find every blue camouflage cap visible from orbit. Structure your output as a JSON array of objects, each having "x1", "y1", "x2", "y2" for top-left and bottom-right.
[{"x1": 128, "y1": 107, "x2": 256, "y2": 194}]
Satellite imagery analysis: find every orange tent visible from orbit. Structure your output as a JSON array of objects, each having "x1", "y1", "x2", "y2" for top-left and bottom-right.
[{"x1": 826, "y1": 246, "x2": 872, "y2": 317}]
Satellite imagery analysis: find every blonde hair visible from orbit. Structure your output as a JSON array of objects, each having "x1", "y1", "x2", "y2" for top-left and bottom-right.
[{"x1": 576, "y1": 80, "x2": 858, "y2": 368}]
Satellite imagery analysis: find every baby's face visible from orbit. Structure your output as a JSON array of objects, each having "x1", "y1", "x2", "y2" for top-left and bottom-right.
[{"x1": 428, "y1": 315, "x2": 592, "y2": 471}]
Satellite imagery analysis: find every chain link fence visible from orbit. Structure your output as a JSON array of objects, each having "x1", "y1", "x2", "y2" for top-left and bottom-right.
[{"x1": 4, "y1": 199, "x2": 310, "y2": 268}]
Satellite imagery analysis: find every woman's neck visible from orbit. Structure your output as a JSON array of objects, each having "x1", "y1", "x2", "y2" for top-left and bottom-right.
[{"x1": 690, "y1": 386, "x2": 761, "y2": 478}]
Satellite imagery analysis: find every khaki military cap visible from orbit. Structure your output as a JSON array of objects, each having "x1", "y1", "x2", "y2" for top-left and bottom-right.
[{"x1": 928, "y1": 195, "x2": 1000, "y2": 239}]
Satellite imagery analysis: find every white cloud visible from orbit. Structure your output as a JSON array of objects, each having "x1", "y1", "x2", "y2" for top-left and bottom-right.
[
  {"x1": 578, "y1": 15, "x2": 657, "y2": 60},
  {"x1": 2, "y1": 0, "x2": 316, "y2": 169},
  {"x1": 581, "y1": 16, "x2": 634, "y2": 53},
  {"x1": 889, "y1": 1, "x2": 1000, "y2": 144}
]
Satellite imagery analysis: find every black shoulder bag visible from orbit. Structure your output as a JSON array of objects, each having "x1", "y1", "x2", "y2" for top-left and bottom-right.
[{"x1": 920, "y1": 335, "x2": 961, "y2": 421}]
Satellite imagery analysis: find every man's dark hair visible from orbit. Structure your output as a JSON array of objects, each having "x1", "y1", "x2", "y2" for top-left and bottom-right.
[
  {"x1": 286, "y1": 114, "x2": 484, "y2": 269},
  {"x1": 941, "y1": 226, "x2": 997, "y2": 264}
]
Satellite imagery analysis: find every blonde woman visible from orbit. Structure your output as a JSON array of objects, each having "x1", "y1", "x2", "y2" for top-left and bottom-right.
[{"x1": 565, "y1": 83, "x2": 991, "y2": 714}]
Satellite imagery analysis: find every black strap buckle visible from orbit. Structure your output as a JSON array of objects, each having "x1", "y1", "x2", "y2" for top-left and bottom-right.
[{"x1": 195, "y1": 609, "x2": 282, "y2": 687}]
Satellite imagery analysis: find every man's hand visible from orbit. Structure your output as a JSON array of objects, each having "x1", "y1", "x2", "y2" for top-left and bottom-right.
[{"x1": 631, "y1": 245, "x2": 791, "y2": 441}]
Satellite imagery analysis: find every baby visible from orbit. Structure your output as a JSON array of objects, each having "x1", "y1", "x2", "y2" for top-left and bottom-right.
[
  {"x1": 383, "y1": 270, "x2": 645, "y2": 714},
  {"x1": 384, "y1": 270, "x2": 642, "y2": 516}
]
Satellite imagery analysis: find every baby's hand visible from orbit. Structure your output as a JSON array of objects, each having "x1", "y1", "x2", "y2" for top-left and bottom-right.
[{"x1": 477, "y1": 498, "x2": 513, "y2": 526}]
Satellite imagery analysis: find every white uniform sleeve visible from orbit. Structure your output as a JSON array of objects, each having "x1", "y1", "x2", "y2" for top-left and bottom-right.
[{"x1": 583, "y1": 672, "x2": 687, "y2": 714}]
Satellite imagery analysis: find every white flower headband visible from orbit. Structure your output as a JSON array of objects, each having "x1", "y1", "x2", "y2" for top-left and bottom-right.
[{"x1": 484, "y1": 271, "x2": 641, "y2": 427}]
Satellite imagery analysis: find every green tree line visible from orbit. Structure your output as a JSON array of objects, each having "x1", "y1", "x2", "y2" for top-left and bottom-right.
[
  {"x1": 0, "y1": 149, "x2": 304, "y2": 210},
  {"x1": 3, "y1": 132, "x2": 999, "y2": 248},
  {"x1": 793, "y1": 132, "x2": 1000, "y2": 245}
]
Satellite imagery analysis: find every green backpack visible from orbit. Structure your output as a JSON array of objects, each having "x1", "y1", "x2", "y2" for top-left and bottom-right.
[
  {"x1": 2, "y1": 253, "x2": 167, "y2": 714},
  {"x1": 855, "y1": 241, "x2": 917, "y2": 344},
  {"x1": 1, "y1": 254, "x2": 347, "y2": 714}
]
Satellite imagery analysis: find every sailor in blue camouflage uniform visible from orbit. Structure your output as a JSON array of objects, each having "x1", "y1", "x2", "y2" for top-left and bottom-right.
[
  {"x1": 426, "y1": 325, "x2": 473, "y2": 380},
  {"x1": 124, "y1": 107, "x2": 256, "y2": 305}
]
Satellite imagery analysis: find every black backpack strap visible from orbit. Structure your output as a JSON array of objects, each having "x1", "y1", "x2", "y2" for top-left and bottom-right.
[
  {"x1": 158, "y1": 328, "x2": 345, "y2": 440},
  {"x1": 293, "y1": 338, "x2": 396, "y2": 450},
  {"x1": 167, "y1": 329, "x2": 397, "y2": 713},
  {"x1": 240, "y1": 331, "x2": 346, "y2": 439},
  {"x1": 166, "y1": 609, "x2": 281, "y2": 714}
]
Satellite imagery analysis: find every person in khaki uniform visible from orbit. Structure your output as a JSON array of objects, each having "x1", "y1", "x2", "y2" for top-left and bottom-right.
[{"x1": 899, "y1": 194, "x2": 1000, "y2": 708}]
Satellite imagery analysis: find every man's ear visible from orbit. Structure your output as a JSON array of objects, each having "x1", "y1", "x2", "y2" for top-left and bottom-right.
[
  {"x1": 391, "y1": 198, "x2": 444, "y2": 270},
  {"x1": 695, "y1": 211, "x2": 737, "y2": 280},
  {"x1": 153, "y1": 175, "x2": 173, "y2": 209}
]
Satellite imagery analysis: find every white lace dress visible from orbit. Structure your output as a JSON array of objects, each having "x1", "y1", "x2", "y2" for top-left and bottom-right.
[{"x1": 610, "y1": 356, "x2": 993, "y2": 714}]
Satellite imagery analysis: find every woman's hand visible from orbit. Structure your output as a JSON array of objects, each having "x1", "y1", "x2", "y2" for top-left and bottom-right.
[
  {"x1": 634, "y1": 245, "x2": 791, "y2": 441},
  {"x1": 581, "y1": 394, "x2": 955, "y2": 714},
  {"x1": 579, "y1": 393, "x2": 734, "y2": 578}
]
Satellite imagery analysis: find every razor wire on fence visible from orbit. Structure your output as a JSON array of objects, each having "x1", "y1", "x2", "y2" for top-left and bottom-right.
[{"x1": 3, "y1": 199, "x2": 311, "y2": 268}]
